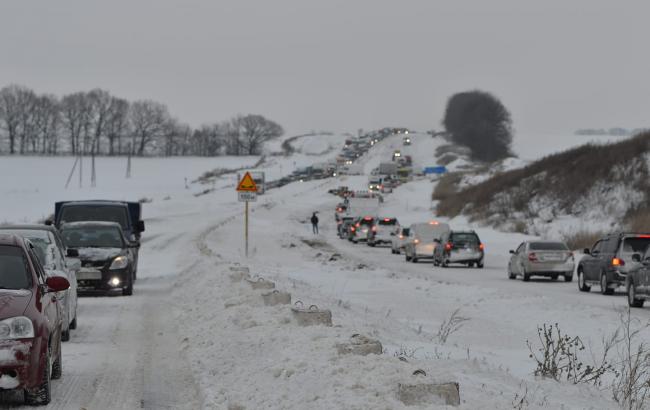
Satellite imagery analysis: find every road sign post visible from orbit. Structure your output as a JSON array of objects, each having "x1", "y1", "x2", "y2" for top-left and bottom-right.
[{"x1": 236, "y1": 172, "x2": 258, "y2": 258}]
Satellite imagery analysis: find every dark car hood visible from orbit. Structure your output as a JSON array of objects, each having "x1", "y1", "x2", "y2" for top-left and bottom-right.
[
  {"x1": 0, "y1": 289, "x2": 33, "y2": 318},
  {"x1": 77, "y1": 247, "x2": 124, "y2": 262}
]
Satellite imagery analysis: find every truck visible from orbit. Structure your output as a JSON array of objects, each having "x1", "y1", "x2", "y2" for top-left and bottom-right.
[
  {"x1": 344, "y1": 195, "x2": 381, "y2": 219},
  {"x1": 49, "y1": 200, "x2": 145, "y2": 276}
]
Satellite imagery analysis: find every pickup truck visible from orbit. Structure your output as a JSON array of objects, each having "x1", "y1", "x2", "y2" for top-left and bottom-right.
[{"x1": 48, "y1": 200, "x2": 145, "y2": 276}]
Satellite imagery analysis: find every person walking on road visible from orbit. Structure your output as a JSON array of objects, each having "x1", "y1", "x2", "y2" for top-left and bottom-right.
[{"x1": 311, "y1": 212, "x2": 319, "y2": 234}]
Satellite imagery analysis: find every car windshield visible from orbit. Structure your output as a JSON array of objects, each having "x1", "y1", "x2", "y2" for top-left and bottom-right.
[
  {"x1": 0, "y1": 229, "x2": 51, "y2": 263},
  {"x1": 621, "y1": 237, "x2": 650, "y2": 255},
  {"x1": 0, "y1": 246, "x2": 31, "y2": 289},
  {"x1": 451, "y1": 233, "x2": 480, "y2": 246},
  {"x1": 529, "y1": 242, "x2": 568, "y2": 251},
  {"x1": 60, "y1": 206, "x2": 129, "y2": 230},
  {"x1": 62, "y1": 226, "x2": 124, "y2": 248}
]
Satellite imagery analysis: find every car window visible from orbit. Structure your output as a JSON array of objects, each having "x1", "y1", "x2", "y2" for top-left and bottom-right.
[
  {"x1": 603, "y1": 238, "x2": 619, "y2": 253},
  {"x1": 450, "y1": 233, "x2": 480, "y2": 246},
  {"x1": 516, "y1": 243, "x2": 526, "y2": 253},
  {"x1": 60, "y1": 206, "x2": 129, "y2": 230},
  {"x1": 620, "y1": 237, "x2": 650, "y2": 255},
  {"x1": 378, "y1": 218, "x2": 397, "y2": 225},
  {"x1": 591, "y1": 240, "x2": 603, "y2": 254},
  {"x1": 529, "y1": 242, "x2": 569, "y2": 251},
  {"x1": 62, "y1": 226, "x2": 124, "y2": 248},
  {"x1": 0, "y1": 245, "x2": 31, "y2": 289},
  {"x1": 26, "y1": 246, "x2": 46, "y2": 286}
]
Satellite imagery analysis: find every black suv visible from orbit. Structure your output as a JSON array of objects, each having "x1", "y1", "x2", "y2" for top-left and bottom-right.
[
  {"x1": 578, "y1": 233, "x2": 650, "y2": 295},
  {"x1": 626, "y1": 243, "x2": 650, "y2": 308}
]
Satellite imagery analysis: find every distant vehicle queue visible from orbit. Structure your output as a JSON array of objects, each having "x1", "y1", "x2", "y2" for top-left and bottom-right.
[
  {"x1": 0, "y1": 200, "x2": 145, "y2": 405},
  {"x1": 333, "y1": 190, "x2": 650, "y2": 310}
]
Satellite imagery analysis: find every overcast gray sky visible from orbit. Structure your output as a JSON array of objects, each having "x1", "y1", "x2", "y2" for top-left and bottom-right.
[{"x1": 1, "y1": 1, "x2": 648, "y2": 138}]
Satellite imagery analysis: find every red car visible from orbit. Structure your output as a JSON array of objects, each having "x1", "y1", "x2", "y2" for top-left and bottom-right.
[{"x1": 0, "y1": 234, "x2": 70, "y2": 405}]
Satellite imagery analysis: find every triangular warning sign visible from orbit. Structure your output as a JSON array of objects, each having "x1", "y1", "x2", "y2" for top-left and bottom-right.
[{"x1": 236, "y1": 172, "x2": 258, "y2": 192}]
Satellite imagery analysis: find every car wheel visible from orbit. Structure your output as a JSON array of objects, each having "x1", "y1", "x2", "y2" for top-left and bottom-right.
[
  {"x1": 600, "y1": 273, "x2": 614, "y2": 295},
  {"x1": 395, "y1": 249, "x2": 401, "y2": 255},
  {"x1": 411, "y1": 256, "x2": 418, "y2": 263},
  {"x1": 522, "y1": 268, "x2": 531, "y2": 282},
  {"x1": 122, "y1": 274, "x2": 134, "y2": 296},
  {"x1": 550, "y1": 274, "x2": 559, "y2": 281},
  {"x1": 25, "y1": 345, "x2": 52, "y2": 405},
  {"x1": 61, "y1": 328, "x2": 70, "y2": 342},
  {"x1": 564, "y1": 273, "x2": 573, "y2": 282},
  {"x1": 627, "y1": 282, "x2": 645, "y2": 308},
  {"x1": 368, "y1": 241, "x2": 375, "y2": 247},
  {"x1": 51, "y1": 337, "x2": 62, "y2": 380},
  {"x1": 467, "y1": 262, "x2": 474, "y2": 268},
  {"x1": 69, "y1": 315, "x2": 77, "y2": 330},
  {"x1": 578, "y1": 268, "x2": 591, "y2": 292},
  {"x1": 477, "y1": 261, "x2": 484, "y2": 268},
  {"x1": 507, "y1": 266, "x2": 516, "y2": 280}
]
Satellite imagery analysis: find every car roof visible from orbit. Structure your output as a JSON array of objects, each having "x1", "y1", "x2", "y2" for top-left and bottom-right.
[
  {"x1": 60, "y1": 200, "x2": 127, "y2": 207},
  {"x1": 0, "y1": 233, "x2": 25, "y2": 247},
  {"x1": 60, "y1": 221, "x2": 123, "y2": 229},
  {"x1": 450, "y1": 230, "x2": 477, "y2": 234},
  {"x1": 0, "y1": 224, "x2": 58, "y2": 233}
]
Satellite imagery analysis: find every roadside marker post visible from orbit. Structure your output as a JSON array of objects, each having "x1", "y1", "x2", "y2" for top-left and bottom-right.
[{"x1": 236, "y1": 172, "x2": 258, "y2": 257}]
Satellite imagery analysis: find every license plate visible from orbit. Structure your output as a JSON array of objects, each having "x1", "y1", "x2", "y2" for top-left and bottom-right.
[{"x1": 77, "y1": 269, "x2": 102, "y2": 280}]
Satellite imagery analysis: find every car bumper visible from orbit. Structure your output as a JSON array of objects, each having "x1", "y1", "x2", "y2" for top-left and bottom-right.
[
  {"x1": 524, "y1": 261, "x2": 574, "y2": 274},
  {"x1": 447, "y1": 250, "x2": 483, "y2": 263},
  {"x1": 415, "y1": 244, "x2": 435, "y2": 258},
  {"x1": 0, "y1": 338, "x2": 43, "y2": 390},
  {"x1": 77, "y1": 267, "x2": 130, "y2": 291}
]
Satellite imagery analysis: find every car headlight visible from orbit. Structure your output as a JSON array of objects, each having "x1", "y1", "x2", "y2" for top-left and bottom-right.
[
  {"x1": 109, "y1": 256, "x2": 129, "y2": 270},
  {"x1": 0, "y1": 317, "x2": 35, "y2": 339}
]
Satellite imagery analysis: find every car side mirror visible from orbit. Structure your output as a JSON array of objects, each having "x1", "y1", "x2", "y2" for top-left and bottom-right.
[
  {"x1": 632, "y1": 253, "x2": 641, "y2": 263},
  {"x1": 66, "y1": 248, "x2": 79, "y2": 257},
  {"x1": 46, "y1": 276, "x2": 70, "y2": 293},
  {"x1": 509, "y1": 250, "x2": 515, "y2": 254},
  {"x1": 583, "y1": 248, "x2": 590, "y2": 255},
  {"x1": 137, "y1": 220, "x2": 146, "y2": 233}
]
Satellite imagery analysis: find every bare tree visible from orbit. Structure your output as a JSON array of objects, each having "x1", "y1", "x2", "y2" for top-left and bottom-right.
[
  {"x1": 32, "y1": 94, "x2": 60, "y2": 154},
  {"x1": 235, "y1": 114, "x2": 284, "y2": 155},
  {"x1": 129, "y1": 100, "x2": 170, "y2": 156},
  {"x1": 0, "y1": 85, "x2": 37, "y2": 154},
  {"x1": 105, "y1": 97, "x2": 129, "y2": 155},
  {"x1": 61, "y1": 92, "x2": 92, "y2": 155},
  {"x1": 87, "y1": 89, "x2": 113, "y2": 154}
]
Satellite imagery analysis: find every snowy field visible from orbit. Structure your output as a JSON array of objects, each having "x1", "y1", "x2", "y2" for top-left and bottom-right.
[{"x1": 0, "y1": 132, "x2": 647, "y2": 409}]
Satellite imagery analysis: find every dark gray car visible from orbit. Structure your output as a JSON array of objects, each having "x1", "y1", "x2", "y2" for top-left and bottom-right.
[{"x1": 578, "y1": 233, "x2": 650, "y2": 295}]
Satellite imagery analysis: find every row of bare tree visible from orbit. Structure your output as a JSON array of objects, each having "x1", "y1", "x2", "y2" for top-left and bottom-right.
[{"x1": 0, "y1": 84, "x2": 284, "y2": 156}]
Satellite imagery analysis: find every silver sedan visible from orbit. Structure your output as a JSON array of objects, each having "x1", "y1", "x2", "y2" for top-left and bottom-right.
[{"x1": 508, "y1": 241, "x2": 574, "y2": 282}]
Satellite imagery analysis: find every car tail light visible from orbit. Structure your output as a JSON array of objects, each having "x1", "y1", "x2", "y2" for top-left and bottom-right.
[
  {"x1": 636, "y1": 235, "x2": 650, "y2": 238},
  {"x1": 399, "y1": 235, "x2": 404, "y2": 239},
  {"x1": 350, "y1": 226, "x2": 356, "y2": 232},
  {"x1": 355, "y1": 223, "x2": 360, "y2": 227},
  {"x1": 528, "y1": 252, "x2": 538, "y2": 262},
  {"x1": 384, "y1": 218, "x2": 391, "y2": 222},
  {"x1": 444, "y1": 242, "x2": 453, "y2": 251},
  {"x1": 337, "y1": 207, "x2": 343, "y2": 212},
  {"x1": 479, "y1": 243, "x2": 485, "y2": 251},
  {"x1": 429, "y1": 221, "x2": 439, "y2": 225},
  {"x1": 364, "y1": 216, "x2": 372, "y2": 221},
  {"x1": 414, "y1": 239, "x2": 420, "y2": 244},
  {"x1": 372, "y1": 226, "x2": 377, "y2": 232},
  {"x1": 612, "y1": 257, "x2": 625, "y2": 267}
]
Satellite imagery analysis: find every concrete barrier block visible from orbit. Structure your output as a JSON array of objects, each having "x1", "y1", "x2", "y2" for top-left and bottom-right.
[
  {"x1": 290, "y1": 301, "x2": 332, "y2": 326},
  {"x1": 397, "y1": 380, "x2": 460, "y2": 407},
  {"x1": 246, "y1": 277, "x2": 276, "y2": 290},
  {"x1": 229, "y1": 266, "x2": 250, "y2": 282},
  {"x1": 336, "y1": 334, "x2": 382, "y2": 356},
  {"x1": 261, "y1": 290, "x2": 291, "y2": 306}
]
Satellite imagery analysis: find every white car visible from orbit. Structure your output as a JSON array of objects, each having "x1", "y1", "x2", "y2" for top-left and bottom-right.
[
  {"x1": 404, "y1": 222, "x2": 451, "y2": 263},
  {"x1": 391, "y1": 226, "x2": 411, "y2": 254},
  {"x1": 367, "y1": 218, "x2": 399, "y2": 247}
]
